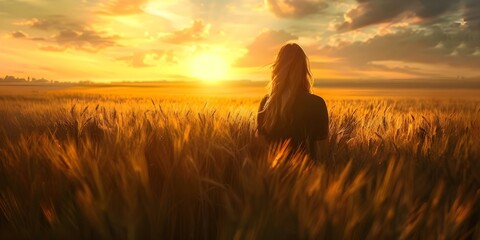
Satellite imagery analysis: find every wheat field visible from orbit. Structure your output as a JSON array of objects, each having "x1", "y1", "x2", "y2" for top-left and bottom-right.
[{"x1": 0, "y1": 89, "x2": 479, "y2": 239}]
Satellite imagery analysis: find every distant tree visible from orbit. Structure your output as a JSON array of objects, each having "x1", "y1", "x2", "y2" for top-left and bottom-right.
[
  {"x1": 31, "y1": 78, "x2": 49, "y2": 83},
  {"x1": 79, "y1": 80, "x2": 93, "y2": 85},
  {"x1": 0, "y1": 75, "x2": 65, "y2": 85},
  {"x1": 5, "y1": 75, "x2": 15, "y2": 81},
  {"x1": 2, "y1": 75, "x2": 26, "y2": 82}
]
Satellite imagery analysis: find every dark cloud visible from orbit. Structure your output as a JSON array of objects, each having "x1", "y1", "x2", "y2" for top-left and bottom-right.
[
  {"x1": 337, "y1": 0, "x2": 461, "y2": 32},
  {"x1": 11, "y1": 31, "x2": 27, "y2": 38},
  {"x1": 14, "y1": 16, "x2": 120, "y2": 52},
  {"x1": 162, "y1": 20, "x2": 209, "y2": 44},
  {"x1": 117, "y1": 50, "x2": 176, "y2": 68},
  {"x1": 52, "y1": 29, "x2": 119, "y2": 52},
  {"x1": 235, "y1": 29, "x2": 298, "y2": 67},
  {"x1": 320, "y1": 28, "x2": 480, "y2": 70},
  {"x1": 15, "y1": 16, "x2": 83, "y2": 31},
  {"x1": 100, "y1": 0, "x2": 148, "y2": 15},
  {"x1": 416, "y1": 0, "x2": 457, "y2": 19},
  {"x1": 265, "y1": 0, "x2": 328, "y2": 18},
  {"x1": 464, "y1": 0, "x2": 480, "y2": 31}
]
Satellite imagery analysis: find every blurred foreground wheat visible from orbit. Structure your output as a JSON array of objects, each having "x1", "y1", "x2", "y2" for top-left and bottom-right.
[{"x1": 0, "y1": 94, "x2": 479, "y2": 239}]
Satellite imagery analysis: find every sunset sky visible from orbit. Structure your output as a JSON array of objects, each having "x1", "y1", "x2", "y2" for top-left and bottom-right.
[{"x1": 1, "y1": 0, "x2": 479, "y2": 82}]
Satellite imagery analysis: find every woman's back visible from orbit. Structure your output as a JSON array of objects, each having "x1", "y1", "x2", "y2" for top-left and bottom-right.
[{"x1": 257, "y1": 91, "x2": 328, "y2": 156}]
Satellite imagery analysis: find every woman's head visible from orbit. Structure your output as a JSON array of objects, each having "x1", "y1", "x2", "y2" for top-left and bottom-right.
[
  {"x1": 262, "y1": 43, "x2": 313, "y2": 131},
  {"x1": 270, "y1": 43, "x2": 313, "y2": 94}
]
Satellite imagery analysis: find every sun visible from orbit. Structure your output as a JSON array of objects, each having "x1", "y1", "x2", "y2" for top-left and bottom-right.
[{"x1": 189, "y1": 52, "x2": 230, "y2": 82}]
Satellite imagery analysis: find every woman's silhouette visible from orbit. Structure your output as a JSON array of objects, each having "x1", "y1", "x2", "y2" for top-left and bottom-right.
[{"x1": 257, "y1": 43, "x2": 328, "y2": 160}]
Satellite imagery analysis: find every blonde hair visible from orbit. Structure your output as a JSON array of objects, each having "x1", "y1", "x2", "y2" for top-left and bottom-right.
[{"x1": 262, "y1": 43, "x2": 314, "y2": 132}]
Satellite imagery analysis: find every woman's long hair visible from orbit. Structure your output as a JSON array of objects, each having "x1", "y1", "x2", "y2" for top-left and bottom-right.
[{"x1": 262, "y1": 43, "x2": 313, "y2": 132}]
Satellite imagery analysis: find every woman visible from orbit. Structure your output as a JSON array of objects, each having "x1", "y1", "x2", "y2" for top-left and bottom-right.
[{"x1": 257, "y1": 43, "x2": 328, "y2": 160}]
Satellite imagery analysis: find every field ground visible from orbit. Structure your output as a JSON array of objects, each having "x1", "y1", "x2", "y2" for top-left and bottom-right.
[{"x1": 0, "y1": 84, "x2": 479, "y2": 239}]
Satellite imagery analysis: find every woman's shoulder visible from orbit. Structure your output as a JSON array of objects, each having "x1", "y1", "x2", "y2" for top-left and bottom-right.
[{"x1": 304, "y1": 93, "x2": 326, "y2": 107}]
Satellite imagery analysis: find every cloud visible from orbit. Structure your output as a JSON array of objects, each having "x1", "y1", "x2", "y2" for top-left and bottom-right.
[
  {"x1": 189, "y1": 0, "x2": 233, "y2": 20},
  {"x1": 465, "y1": 0, "x2": 480, "y2": 31},
  {"x1": 11, "y1": 31, "x2": 27, "y2": 38},
  {"x1": 337, "y1": 0, "x2": 461, "y2": 32},
  {"x1": 162, "y1": 20, "x2": 210, "y2": 44},
  {"x1": 235, "y1": 29, "x2": 298, "y2": 67},
  {"x1": 311, "y1": 60, "x2": 444, "y2": 79},
  {"x1": 39, "y1": 45, "x2": 66, "y2": 52},
  {"x1": 319, "y1": 28, "x2": 480, "y2": 70},
  {"x1": 117, "y1": 50, "x2": 176, "y2": 68},
  {"x1": 99, "y1": 0, "x2": 148, "y2": 15},
  {"x1": 364, "y1": 63, "x2": 443, "y2": 78},
  {"x1": 265, "y1": 0, "x2": 328, "y2": 18},
  {"x1": 14, "y1": 16, "x2": 120, "y2": 52},
  {"x1": 51, "y1": 29, "x2": 119, "y2": 52},
  {"x1": 14, "y1": 16, "x2": 83, "y2": 31}
]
